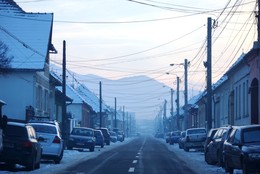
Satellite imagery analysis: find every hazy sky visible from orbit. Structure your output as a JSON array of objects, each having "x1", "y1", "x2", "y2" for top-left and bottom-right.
[
  {"x1": 14, "y1": 0, "x2": 257, "y2": 119},
  {"x1": 15, "y1": 0, "x2": 257, "y2": 88}
]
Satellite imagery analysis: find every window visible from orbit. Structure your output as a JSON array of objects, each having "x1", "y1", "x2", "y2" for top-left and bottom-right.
[
  {"x1": 36, "y1": 85, "x2": 42, "y2": 110},
  {"x1": 44, "y1": 89, "x2": 49, "y2": 112},
  {"x1": 233, "y1": 130, "x2": 241, "y2": 144}
]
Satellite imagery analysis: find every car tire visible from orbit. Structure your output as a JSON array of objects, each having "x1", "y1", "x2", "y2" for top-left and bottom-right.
[
  {"x1": 224, "y1": 158, "x2": 233, "y2": 174},
  {"x1": 35, "y1": 161, "x2": 40, "y2": 169},
  {"x1": 217, "y1": 151, "x2": 223, "y2": 167},
  {"x1": 89, "y1": 146, "x2": 95, "y2": 152},
  {"x1": 54, "y1": 149, "x2": 64, "y2": 164},
  {"x1": 205, "y1": 150, "x2": 215, "y2": 165},
  {"x1": 67, "y1": 146, "x2": 73, "y2": 150},
  {"x1": 26, "y1": 155, "x2": 35, "y2": 171},
  {"x1": 184, "y1": 146, "x2": 189, "y2": 152},
  {"x1": 242, "y1": 158, "x2": 249, "y2": 174}
]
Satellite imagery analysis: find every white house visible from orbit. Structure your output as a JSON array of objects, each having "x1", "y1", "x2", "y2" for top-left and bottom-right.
[{"x1": 0, "y1": 0, "x2": 56, "y2": 121}]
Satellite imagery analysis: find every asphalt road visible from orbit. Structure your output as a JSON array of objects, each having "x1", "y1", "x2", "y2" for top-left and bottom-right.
[{"x1": 57, "y1": 136, "x2": 196, "y2": 174}]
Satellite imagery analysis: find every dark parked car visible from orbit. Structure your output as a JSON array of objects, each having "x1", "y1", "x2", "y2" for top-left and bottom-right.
[
  {"x1": 223, "y1": 125, "x2": 260, "y2": 174},
  {"x1": 0, "y1": 122, "x2": 42, "y2": 171},
  {"x1": 98, "y1": 128, "x2": 110, "y2": 145},
  {"x1": 94, "y1": 129, "x2": 104, "y2": 148},
  {"x1": 178, "y1": 131, "x2": 186, "y2": 149},
  {"x1": 30, "y1": 122, "x2": 64, "y2": 164},
  {"x1": 183, "y1": 128, "x2": 207, "y2": 152},
  {"x1": 169, "y1": 130, "x2": 181, "y2": 145},
  {"x1": 68, "y1": 127, "x2": 95, "y2": 152},
  {"x1": 110, "y1": 131, "x2": 117, "y2": 143},
  {"x1": 204, "y1": 128, "x2": 218, "y2": 152},
  {"x1": 204, "y1": 126, "x2": 233, "y2": 166},
  {"x1": 117, "y1": 131, "x2": 125, "y2": 142}
]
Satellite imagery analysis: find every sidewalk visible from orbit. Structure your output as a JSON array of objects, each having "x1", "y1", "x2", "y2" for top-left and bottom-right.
[{"x1": 158, "y1": 138, "x2": 242, "y2": 174}]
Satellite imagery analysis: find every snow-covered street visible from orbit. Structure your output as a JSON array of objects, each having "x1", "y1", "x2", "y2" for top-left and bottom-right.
[{"x1": 0, "y1": 136, "x2": 244, "y2": 174}]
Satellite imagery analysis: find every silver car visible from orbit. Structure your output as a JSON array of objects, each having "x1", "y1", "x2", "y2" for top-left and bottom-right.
[{"x1": 30, "y1": 122, "x2": 64, "y2": 164}]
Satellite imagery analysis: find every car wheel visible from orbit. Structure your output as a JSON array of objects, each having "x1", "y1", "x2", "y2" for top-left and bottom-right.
[
  {"x1": 242, "y1": 159, "x2": 249, "y2": 174},
  {"x1": 217, "y1": 151, "x2": 223, "y2": 167},
  {"x1": 89, "y1": 146, "x2": 95, "y2": 152},
  {"x1": 224, "y1": 158, "x2": 233, "y2": 174},
  {"x1": 54, "y1": 149, "x2": 64, "y2": 164},
  {"x1": 184, "y1": 146, "x2": 189, "y2": 152},
  {"x1": 26, "y1": 156, "x2": 35, "y2": 171},
  {"x1": 67, "y1": 145, "x2": 73, "y2": 150},
  {"x1": 205, "y1": 150, "x2": 215, "y2": 165},
  {"x1": 35, "y1": 161, "x2": 40, "y2": 169}
]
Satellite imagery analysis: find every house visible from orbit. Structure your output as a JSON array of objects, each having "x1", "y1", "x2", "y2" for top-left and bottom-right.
[
  {"x1": 0, "y1": 0, "x2": 56, "y2": 121},
  {"x1": 194, "y1": 44, "x2": 258, "y2": 129}
]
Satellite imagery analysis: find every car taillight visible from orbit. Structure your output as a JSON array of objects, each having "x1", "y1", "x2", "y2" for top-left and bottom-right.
[
  {"x1": 53, "y1": 136, "x2": 61, "y2": 144},
  {"x1": 22, "y1": 141, "x2": 33, "y2": 148}
]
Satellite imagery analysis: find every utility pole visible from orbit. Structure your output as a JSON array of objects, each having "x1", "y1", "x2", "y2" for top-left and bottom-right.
[
  {"x1": 258, "y1": 0, "x2": 260, "y2": 42},
  {"x1": 206, "y1": 17, "x2": 212, "y2": 131},
  {"x1": 184, "y1": 59, "x2": 189, "y2": 130},
  {"x1": 62, "y1": 40, "x2": 67, "y2": 147},
  {"x1": 99, "y1": 81, "x2": 102, "y2": 128},
  {"x1": 123, "y1": 106, "x2": 125, "y2": 133},
  {"x1": 170, "y1": 88, "x2": 173, "y2": 131},
  {"x1": 176, "y1": 76, "x2": 180, "y2": 130},
  {"x1": 114, "y1": 97, "x2": 117, "y2": 129}
]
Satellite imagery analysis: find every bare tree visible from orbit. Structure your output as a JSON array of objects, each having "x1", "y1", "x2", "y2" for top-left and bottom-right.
[{"x1": 0, "y1": 40, "x2": 13, "y2": 71}]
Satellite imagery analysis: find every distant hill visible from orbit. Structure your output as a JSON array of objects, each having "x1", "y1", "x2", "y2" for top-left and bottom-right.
[{"x1": 70, "y1": 73, "x2": 201, "y2": 121}]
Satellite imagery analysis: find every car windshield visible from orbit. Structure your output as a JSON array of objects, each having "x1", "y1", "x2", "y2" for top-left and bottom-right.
[
  {"x1": 243, "y1": 129, "x2": 260, "y2": 143},
  {"x1": 187, "y1": 129, "x2": 206, "y2": 134},
  {"x1": 72, "y1": 129, "x2": 93, "y2": 136},
  {"x1": 31, "y1": 124, "x2": 57, "y2": 134}
]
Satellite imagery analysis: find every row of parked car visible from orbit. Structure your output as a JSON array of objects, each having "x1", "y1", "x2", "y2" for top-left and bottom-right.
[
  {"x1": 205, "y1": 124, "x2": 260, "y2": 174},
  {"x1": 0, "y1": 119, "x2": 125, "y2": 171},
  {"x1": 165, "y1": 124, "x2": 260, "y2": 174},
  {"x1": 165, "y1": 127, "x2": 207, "y2": 152}
]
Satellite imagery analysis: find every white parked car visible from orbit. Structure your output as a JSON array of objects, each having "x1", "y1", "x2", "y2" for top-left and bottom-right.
[
  {"x1": 30, "y1": 121, "x2": 64, "y2": 164},
  {"x1": 183, "y1": 128, "x2": 207, "y2": 152}
]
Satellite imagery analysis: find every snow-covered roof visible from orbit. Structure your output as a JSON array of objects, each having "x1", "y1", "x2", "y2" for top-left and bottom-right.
[
  {"x1": 50, "y1": 70, "x2": 110, "y2": 113},
  {"x1": 0, "y1": 0, "x2": 53, "y2": 70},
  {"x1": 76, "y1": 84, "x2": 110, "y2": 113}
]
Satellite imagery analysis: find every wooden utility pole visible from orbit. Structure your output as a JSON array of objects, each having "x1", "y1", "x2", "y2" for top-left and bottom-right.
[
  {"x1": 114, "y1": 97, "x2": 117, "y2": 129},
  {"x1": 207, "y1": 17, "x2": 212, "y2": 131},
  {"x1": 176, "y1": 76, "x2": 180, "y2": 130},
  {"x1": 62, "y1": 40, "x2": 67, "y2": 146},
  {"x1": 99, "y1": 81, "x2": 102, "y2": 128},
  {"x1": 184, "y1": 59, "x2": 188, "y2": 130}
]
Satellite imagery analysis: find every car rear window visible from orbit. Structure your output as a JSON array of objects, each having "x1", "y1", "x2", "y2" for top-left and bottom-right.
[
  {"x1": 5, "y1": 125, "x2": 27, "y2": 138},
  {"x1": 31, "y1": 124, "x2": 57, "y2": 134},
  {"x1": 243, "y1": 129, "x2": 260, "y2": 143},
  {"x1": 187, "y1": 129, "x2": 206, "y2": 134},
  {"x1": 72, "y1": 128, "x2": 93, "y2": 136}
]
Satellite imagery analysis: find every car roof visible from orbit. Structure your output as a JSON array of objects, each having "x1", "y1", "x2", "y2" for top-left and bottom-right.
[
  {"x1": 8, "y1": 121, "x2": 28, "y2": 127},
  {"x1": 73, "y1": 127, "x2": 93, "y2": 131}
]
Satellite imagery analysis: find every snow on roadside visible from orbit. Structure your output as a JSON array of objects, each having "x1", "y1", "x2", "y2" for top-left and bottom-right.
[
  {"x1": 156, "y1": 138, "x2": 242, "y2": 174},
  {"x1": 3, "y1": 138, "x2": 135, "y2": 174}
]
